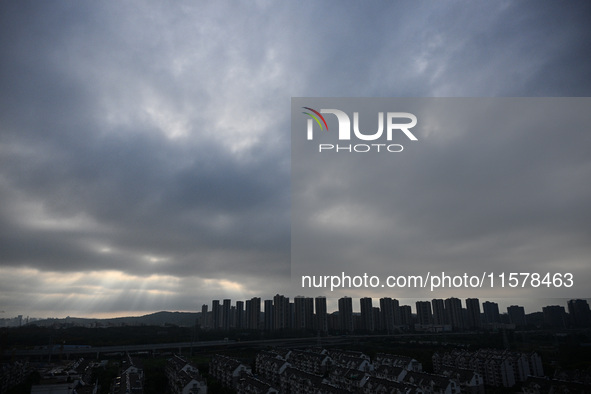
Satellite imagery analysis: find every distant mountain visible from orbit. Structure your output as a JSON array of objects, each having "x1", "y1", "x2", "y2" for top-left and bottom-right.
[{"x1": 29, "y1": 311, "x2": 199, "y2": 328}]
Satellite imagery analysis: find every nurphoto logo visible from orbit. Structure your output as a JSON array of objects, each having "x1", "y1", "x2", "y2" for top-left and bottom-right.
[{"x1": 302, "y1": 107, "x2": 418, "y2": 153}]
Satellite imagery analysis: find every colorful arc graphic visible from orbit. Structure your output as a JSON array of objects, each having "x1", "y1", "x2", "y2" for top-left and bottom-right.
[{"x1": 302, "y1": 107, "x2": 328, "y2": 131}]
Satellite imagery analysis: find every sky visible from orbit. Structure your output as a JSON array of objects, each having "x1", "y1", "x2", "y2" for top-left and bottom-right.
[{"x1": 1, "y1": 1, "x2": 590, "y2": 318}]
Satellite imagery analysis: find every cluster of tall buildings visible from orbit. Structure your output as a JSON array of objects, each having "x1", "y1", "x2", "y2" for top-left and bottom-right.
[
  {"x1": 201, "y1": 295, "x2": 328, "y2": 332},
  {"x1": 199, "y1": 296, "x2": 591, "y2": 332}
]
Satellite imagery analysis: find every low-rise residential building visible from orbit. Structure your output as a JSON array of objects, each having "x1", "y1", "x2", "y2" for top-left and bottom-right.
[
  {"x1": 329, "y1": 366, "x2": 370, "y2": 390},
  {"x1": 433, "y1": 349, "x2": 543, "y2": 388},
  {"x1": 236, "y1": 375, "x2": 278, "y2": 394},
  {"x1": 375, "y1": 354, "x2": 423, "y2": 372},
  {"x1": 437, "y1": 367, "x2": 484, "y2": 394},
  {"x1": 402, "y1": 371, "x2": 459, "y2": 394},
  {"x1": 279, "y1": 366, "x2": 328, "y2": 394},
  {"x1": 210, "y1": 346, "x2": 529, "y2": 393},
  {"x1": 255, "y1": 353, "x2": 290, "y2": 389},
  {"x1": 328, "y1": 350, "x2": 373, "y2": 372},
  {"x1": 521, "y1": 376, "x2": 590, "y2": 394},
  {"x1": 286, "y1": 349, "x2": 333, "y2": 375},
  {"x1": 166, "y1": 354, "x2": 207, "y2": 394},
  {"x1": 373, "y1": 364, "x2": 407, "y2": 382},
  {"x1": 209, "y1": 354, "x2": 251, "y2": 390},
  {"x1": 362, "y1": 376, "x2": 423, "y2": 394}
]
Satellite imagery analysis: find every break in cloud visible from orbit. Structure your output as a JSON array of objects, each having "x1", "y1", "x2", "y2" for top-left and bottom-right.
[{"x1": 0, "y1": 1, "x2": 590, "y2": 317}]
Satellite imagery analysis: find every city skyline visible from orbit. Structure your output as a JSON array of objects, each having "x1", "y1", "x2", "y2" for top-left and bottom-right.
[
  {"x1": 3, "y1": 295, "x2": 589, "y2": 325},
  {"x1": 2, "y1": 2, "x2": 591, "y2": 319},
  {"x1": 199, "y1": 296, "x2": 591, "y2": 330}
]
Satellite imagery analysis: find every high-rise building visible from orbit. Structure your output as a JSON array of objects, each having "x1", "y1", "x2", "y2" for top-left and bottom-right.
[
  {"x1": 416, "y1": 301, "x2": 432, "y2": 325},
  {"x1": 465, "y1": 298, "x2": 481, "y2": 329},
  {"x1": 212, "y1": 300, "x2": 220, "y2": 329},
  {"x1": 246, "y1": 297, "x2": 261, "y2": 330},
  {"x1": 507, "y1": 305, "x2": 527, "y2": 327},
  {"x1": 222, "y1": 299, "x2": 231, "y2": 331},
  {"x1": 567, "y1": 299, "x2": 591, "y2": 328},
  {"x1": 229, "y1": 306, "x2": 236, "y2": 328},
  {"x1": 543, "y1": 305, "x2": 566, "y2": 329},
  {"x1": 264, "y1": 299, "x2": 273, "y2": 331},
  {"x1": 245, "y1": 299, "x2": 252, "y2": 328},
  {"x1": 483, "y1": 301, "x2": 500, "y2": 324},
  {"x1": 315, "y1": 296, "x2": 328, "y2": 332},
  {"x1": 445, "y1": 297, "x2": 464, "y2": 330},
  {"x1": 400, "y1": 305, "x2": 412, "y2": 327},
  {"x1": 294, "y1": 296, "x2": 313, "y2": 330},
  {"x1": 360, "y1": 297, "x2": 374, "y2": 332},
  {"x1": 380, "y1": 297, "x2": 398, "y2": 332},
  {"x1": 235, "y1": 301, "x2": 244, "y2": 329},
  {"x1": 200, "y1": 304, "x2": 209, "y2": 329},
  {"x1": 372, "y1": 307, "x2": 381, "y2": 331},
  {"x1": 304, "y1": 297, "x2": 314, "y2": 329},
  {"x1": 288, "y1": 302, "x2": 295, "y2": 329},
  {"x1": 273, "y1": 294, "x2": 290, "y2": 330},
  {"x1": 338, "y1": 297, "x2": 353, "y2": 333},
  {"x1": 432, "y1": 299, "x2": 446, "y2": 325},
  {"x1": 392, "y1": 298, "x2": 401, "y2": 325}
]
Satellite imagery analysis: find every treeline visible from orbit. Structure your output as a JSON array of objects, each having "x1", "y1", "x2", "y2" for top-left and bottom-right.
[{"x1": 0, "y1": 325, "x2": 193, "y2": 348}]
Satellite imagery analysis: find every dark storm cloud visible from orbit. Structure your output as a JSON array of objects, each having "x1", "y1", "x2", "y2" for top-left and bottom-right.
[
  {"x1": 1, "y1": 1, "x2": 590, "y2": 316},
  {"x1": 0, "y1": 1, "x2": 295, "y2": 316}
]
